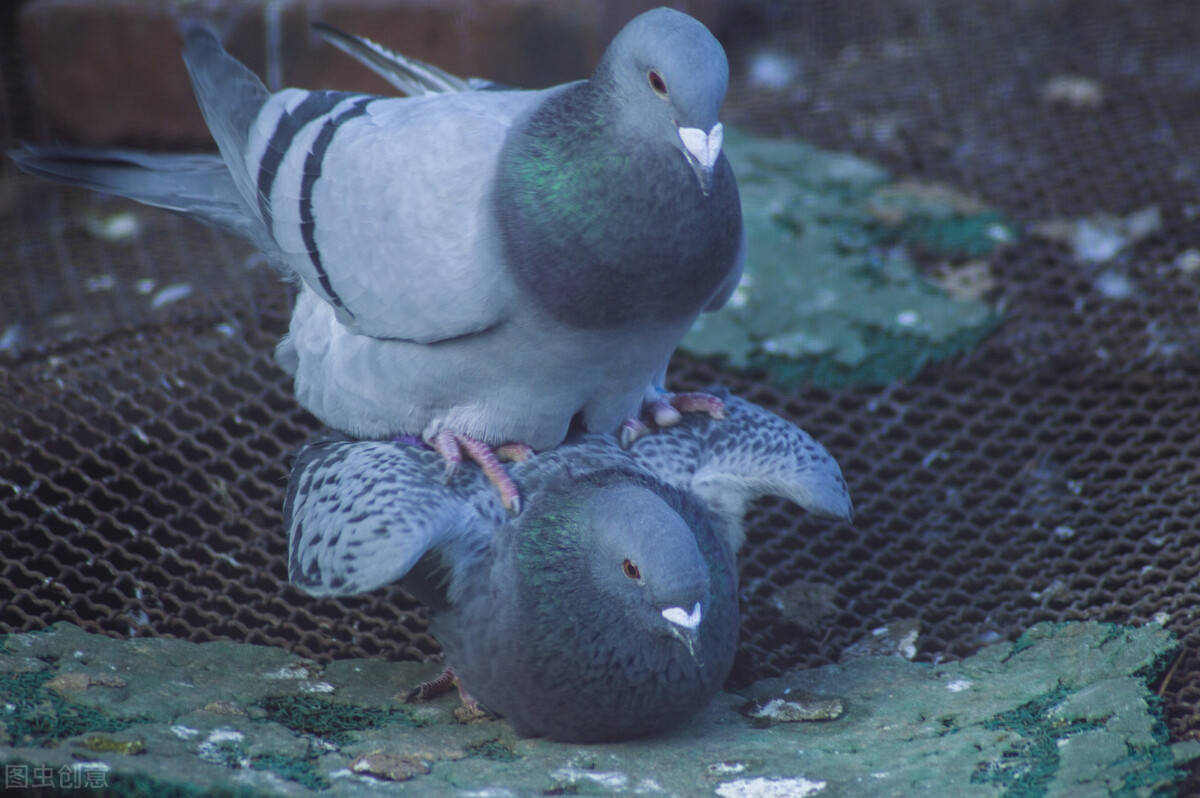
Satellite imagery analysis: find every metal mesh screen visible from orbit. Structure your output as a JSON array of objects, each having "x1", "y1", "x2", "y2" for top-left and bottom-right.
[{"x1": 3, "y1": 0, "x2": 1199, "y2": 781}]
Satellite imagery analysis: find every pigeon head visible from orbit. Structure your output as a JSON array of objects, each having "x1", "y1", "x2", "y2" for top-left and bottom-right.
[
  {"x1": 500, "y1": 467, "x2": 737, "y2": 741},
  {"x1": 594, "y1": 7, "x2": 730, "y2": 195},
  {"x1": 517, "y1": 475, "x2": 713, "y2": 668}
]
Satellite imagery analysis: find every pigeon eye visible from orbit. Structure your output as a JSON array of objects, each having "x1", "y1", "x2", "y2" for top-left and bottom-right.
[
  {"x1": 621, "y1": 559, "x2": 642, "y2": 580},
  {"x1": 647, "y1": 70, "x2": 669, "y2": 98}
]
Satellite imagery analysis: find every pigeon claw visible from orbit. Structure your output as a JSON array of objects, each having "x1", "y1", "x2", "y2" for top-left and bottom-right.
[
  {"x1": 623, "y1": 390, "x2": 726, "y2": 446},
  {"x1": 619, "y1": 418, "x2": 653, "y2": 448},
  {"x1": 428, "y1": 430, "x2": 522, "y2": 514},
  {"x1": 405, "y1": 667, "x2": 494, "y2": 723},
  {"x1": 669, "y1": 391, "x2": 726, "y2": 420}
]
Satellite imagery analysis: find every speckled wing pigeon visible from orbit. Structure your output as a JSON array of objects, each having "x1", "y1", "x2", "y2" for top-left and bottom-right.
[
  {"x1": 10, "y1": 9, "x2": 745, "y2": 512},
  {"x1": 285, "y1": 390, "x2": 851, "y2": 742}
]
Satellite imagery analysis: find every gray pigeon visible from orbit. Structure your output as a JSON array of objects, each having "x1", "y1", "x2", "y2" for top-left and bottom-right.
[
  {"x1": 11, "y1": 9, "x2": 744, "y2": 482},
  {"x1": 286, "y1": 389, "x2": 851, "y2": 742}
]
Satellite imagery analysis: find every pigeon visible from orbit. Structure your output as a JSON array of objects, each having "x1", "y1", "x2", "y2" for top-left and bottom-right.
[
  {"x1": 11, "y1": 9, "x2": 745, "y2": 511},
  {"x1": 286, "y1": 389, "x2": 852, "y2": 742}
]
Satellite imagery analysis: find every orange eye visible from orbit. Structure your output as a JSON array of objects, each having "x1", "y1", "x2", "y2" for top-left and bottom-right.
[
  {"x1": 647, "y1": 70, "x2": 668, "y2": 98},
  {"x1": 622, "y1": 559, "x2": 641, "y2": 580}
]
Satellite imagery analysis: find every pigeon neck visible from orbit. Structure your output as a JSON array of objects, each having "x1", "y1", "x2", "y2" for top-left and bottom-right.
[{"x1": 494, "y1": 82, "x2": 741, "y2": 330}]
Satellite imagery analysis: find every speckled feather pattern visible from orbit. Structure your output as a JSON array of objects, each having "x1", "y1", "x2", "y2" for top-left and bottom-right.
[{"x1": 284, "y1": 389, "x2": 851, "y2": 741}]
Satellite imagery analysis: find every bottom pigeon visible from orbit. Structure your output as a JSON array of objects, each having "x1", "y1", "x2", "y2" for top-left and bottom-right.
[{"x1": 285, "y1": 388, "x2": 852, "y2": 742}]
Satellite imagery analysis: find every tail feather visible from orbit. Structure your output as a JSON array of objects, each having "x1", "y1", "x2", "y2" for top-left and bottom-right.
[
  {"x1": 10, "y1": 145, "x2": 268, "y2": 247},
  {"x1": 181, "y1": 25, "x2": 270, "y2": 216}
]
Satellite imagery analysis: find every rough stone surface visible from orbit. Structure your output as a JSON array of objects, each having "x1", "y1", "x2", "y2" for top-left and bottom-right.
[
  {"x1": 17, "y1": 0, "x2": 722, "y2": 146},
  {"x1": 1, "y1": 621, "x2": 1195, "y2": 796}
]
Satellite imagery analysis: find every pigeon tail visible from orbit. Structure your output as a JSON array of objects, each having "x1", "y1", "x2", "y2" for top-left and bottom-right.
[{"x1": 181, "y1": 25, "x2": 271, "y2": 218}]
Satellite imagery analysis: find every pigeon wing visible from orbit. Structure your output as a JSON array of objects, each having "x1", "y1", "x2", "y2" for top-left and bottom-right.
[
  {"x1": 285, "y1": 438, "x2": 501, "y2": 597},
  {"x1": 629, "y1": 388, "x2": 853, "y2": 552},
  {"x1": 184, "y1": 26, "x2": 546, "y2": 343}
]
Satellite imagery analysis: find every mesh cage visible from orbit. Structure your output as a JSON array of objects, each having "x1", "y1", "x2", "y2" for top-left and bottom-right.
[{"x1": 3, "y1": 0, "x2": 1199, "y2": 785}]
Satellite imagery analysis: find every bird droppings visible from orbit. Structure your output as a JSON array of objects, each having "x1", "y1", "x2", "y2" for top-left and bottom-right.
[
  {"x1": 82, "y1": 210, "x2": 141, "y2": 242},
  {"x1": 707, "y1": 761, "x2": 750, "y2": 775},
  {"x1": 1095, "y1": 269, "x2": 1136, "y2": 300},
  {"x1": 1041, "y1": 74, "x2": 1106, "y2": 109},
  {"x1": 299, "y1": 681, "x2": 336, "y2": 695},
  {"x1": 841, "y1": 619, "x2": 921, "y2": 660},
  {"x1": 547, "y1": 767, "x2": 632, "y2": 791},
  {"x1": 149, "y1": 282, "x2": 193, "y2": 308},
  {"x1": 715, "y1": 776, "x2": 827, "y2": 798},
  {"x1": 1031, "y1": 206, "x2": 1162, "y2": 263},
  {"x1": 350, "y1": 751, "x2": 430, "y2": 781},
  {"x1": 1173, "y1": 248, "x2": 1200, "y2": 274},
  {"x1": 739, "y1": 695, "x2": 844, "y2": 726},
  {"x1": 263, "y1": 662, "x2": 321, "y2": 680},
  {"x1": 84, "y1": 273, "x2": 116, "y2": 292},
  {"x1": 1, "y1": 621, "x2": 1197, "y2": 796}
]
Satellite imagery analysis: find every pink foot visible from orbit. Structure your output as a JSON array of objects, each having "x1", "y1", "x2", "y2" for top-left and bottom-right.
[
  {"x1": 621, "y1": 391, "x2": 726, "y2": 447},
  {"x1": 429, "y1": 430, "x2": 523, "y2": 514},
  {"x1": 404, "y1": 667, "x2": 491, "y2": 722}
]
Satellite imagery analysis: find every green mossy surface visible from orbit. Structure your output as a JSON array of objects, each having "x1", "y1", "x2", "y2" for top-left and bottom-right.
[
  {"x1": 1, "y1": 621, "x2": 1195, "y2": 796},
  {"x1": 684, "y1": 129, "x2": 1010, "y2": 389}
]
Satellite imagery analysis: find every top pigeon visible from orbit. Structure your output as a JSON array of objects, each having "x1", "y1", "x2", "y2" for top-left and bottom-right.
[{"x1": 13, "y1": 8, "x2": 743, "y2": 453}]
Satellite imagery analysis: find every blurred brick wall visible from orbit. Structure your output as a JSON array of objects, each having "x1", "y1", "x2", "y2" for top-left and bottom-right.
[{"x1": 18, "y1": 0, "x2": 723, "y2": 147}]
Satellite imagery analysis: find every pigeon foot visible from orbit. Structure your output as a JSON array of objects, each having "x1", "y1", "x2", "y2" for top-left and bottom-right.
[
  {"x1": 405, "y1": 667, "x2": 493, "y2": 723},
  {"x1": 429, "y1": 430, "x2": 523, "y2": 514},
  {"x1": 621, "y1": 391, "x2": 726, "y2": 447}
]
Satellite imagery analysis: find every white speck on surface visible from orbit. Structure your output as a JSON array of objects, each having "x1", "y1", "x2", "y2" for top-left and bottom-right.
[
  {"x1": 716, "y1": 776, "x2": 827, "y2": 798},
  {"x1": 896, "y1": 310, "x2": 919, "y2": 327},
  {"x1": 214, "y1": 322, "x2": 236, "y2": 337},
  {"x1": 84, "y1": 211, "x2": 141, "y2": 241},
  {"x1": 73, "y1": 650, "x2": 84, "y2": 658},
  {"x1": 986, "y1": 223, "x2": 1014, "y2": 243},
  {"x1": 1174, "y1": 248, "x2": 1200, "y2": 274},
  {"x1": 1031, "y1": 579, "x2": 1066, "y2": 601},
  {"x1": 5, "y1": 703, "x2": 16, "y2": 712},
  {"x1": 946, "y1": 679, "x2": 972, "y2": 692},
  {"x1": 1095, "y1": 269, "x2": 1134, "y2": 299},
  {"x1": 170, "y1": 725, "x2": 199, "y2": 740},
  {"x1": 0, "y1": 323, "x2": 22, "y2": 352},
  {"x1": 85, "y1": 274, "x2": 116, "y2": 292},
  {"x1": 707, "y1": 762, "x2": 749, "y2": 775},
  {"x1": 264, "y1": 662, "x2": 315, "y2": 680},
  {"x1": 206, "y1": 729, "x2": 244, "y2": 744},
  {"x1": 550, "y1": 768, "x2": 629, "y2": 790},
  {"x1": 130, "y1": 425, "x2": 150, "y2": 446},
  {"x1": 1053, "y1": 525, "x2": 1076, "y2": 540},
  {"x1": 1041, "y1": 74, "x2": 1104, "y2": 108},
  {"x1": 135, "y1": 278, "x2": 156, "y2": 295},
  {"x1": 1153, "y1": 611, "x2": 1171, "y2": 626},
  {"x1": 459, "y1": 789, "x2": 519, "y2": 798},
  {"x1": 300, "y1": 681, "x2": 336, "y2": 694},
  {"x1": 749, "y1": 698, "x2": 792, "y2": 718},
  {"x1": 151, "y1": 282, "x2": 193, "y2": 308}
]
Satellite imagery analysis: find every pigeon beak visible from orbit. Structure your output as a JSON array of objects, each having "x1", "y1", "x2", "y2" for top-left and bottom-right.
[
  {"x1": 678, "y1": 122, "x2": 723, "y2": 197},
  {"x1": 661, "y1": 602, "x2": 704, "y2": 666}
]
